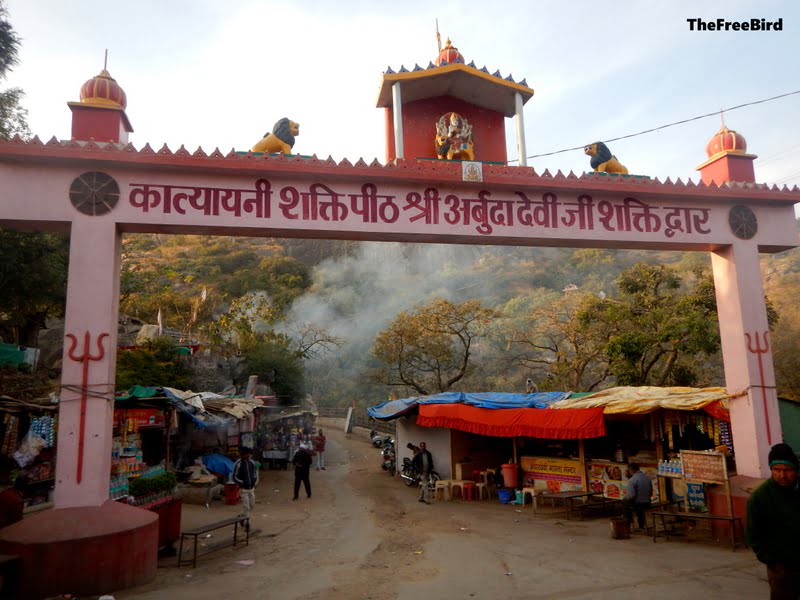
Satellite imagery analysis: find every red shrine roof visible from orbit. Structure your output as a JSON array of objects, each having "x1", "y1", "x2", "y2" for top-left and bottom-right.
[
  {"x1": 376, "y1": 40, "x2": 533, "y2": 117},
  {"x1": 1, "y1": 135, "x2": 798, "y2": 205}
]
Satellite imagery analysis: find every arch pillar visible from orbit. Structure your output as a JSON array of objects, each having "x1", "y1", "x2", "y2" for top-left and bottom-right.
[
  {"x1": 55, "y1": 218, "x2": 121, "y2": 508},
  {"x1": 711, "y1": 240, "x2": 781, "y2": 478}
]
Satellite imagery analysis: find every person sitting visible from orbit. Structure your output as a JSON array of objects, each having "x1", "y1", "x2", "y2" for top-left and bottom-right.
[{"x1": 623, "y1": 463, "x2": 652, "y2": 531}]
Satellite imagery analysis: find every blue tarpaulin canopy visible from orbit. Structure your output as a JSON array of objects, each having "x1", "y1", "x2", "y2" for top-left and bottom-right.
[{"x1": 367, "y1": 392, "x2": 571, "y2": 420}]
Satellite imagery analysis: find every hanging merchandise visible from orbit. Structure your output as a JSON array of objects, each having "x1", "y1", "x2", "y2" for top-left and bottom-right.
[
  {"x1": 2, "y1": 415, "x2": 19, "y2": 455},
  {"x1": 667, "y1": 414, "x2": 674, "y2": 449},
  {"x1": 719, "y1": 421, "x2": 733, "y2": 453},
  {"x1": 30, "y1": 415, "x2": 56, "y2": 448}
]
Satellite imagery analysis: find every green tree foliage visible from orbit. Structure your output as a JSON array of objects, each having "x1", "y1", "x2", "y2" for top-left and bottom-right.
[
  {"x1": 0, "y1": 229, "x2": 68, "y2": 346},
  {"x1": 578, "y1": 263, "x2": 720, "y2": 386},
  {"x1": 243, "y1": 340, "x2": 305, "y2": 402},
  {"x1": 501, "y1": 289, "x2": 611, "y2": 392},
  {"x1": 116, "y1": 337, "x2": 191, "y2": 391},
  {"x1": 371, "y1": 298, "x2": 498, "y2": 395},
  {"x1": 0, "y1": 1, "x2": 29, "y2": 140}
]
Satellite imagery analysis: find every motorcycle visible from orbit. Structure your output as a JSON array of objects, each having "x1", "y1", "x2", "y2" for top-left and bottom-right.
[
  {"x1": 381, "y1": 442, "x2": 396, "y2": 475},
  {"x1": 400, "y1": 457, "x2": 440, "y2": 491},
  {"x1": 370, "y1": 429, "x2": 394, "y2": 448}
]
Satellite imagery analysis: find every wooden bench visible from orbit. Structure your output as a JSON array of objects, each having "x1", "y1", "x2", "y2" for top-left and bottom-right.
[
  {"x1": 571, "y1": 496, "x2": 622, "y2": 520},
  {"x1": 650, "y1": 511, "x2": 744, "y2": 552},
  {"x1": 178, "y1": 515, "x2": 250, "y2": 568}
]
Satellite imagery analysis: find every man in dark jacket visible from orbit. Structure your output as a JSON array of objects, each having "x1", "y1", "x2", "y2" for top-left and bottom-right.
[
  {"x1": 746, "y1": 442, "x2": 800, "y2": 599},
  {"x1": 232, "y1": 447, "x2": 258, "y2": 527},
  {"x1": 411, "y1": 442, "x2": 434, "y2": 504},
  {"x1": 623, "y1": 462, "x2": 653, "y2": 531},
  {"x1": 292, "y1": 443, "x2": 313, "y2": 500}
]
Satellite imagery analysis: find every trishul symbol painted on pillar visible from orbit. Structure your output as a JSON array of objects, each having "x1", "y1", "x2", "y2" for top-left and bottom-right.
[
  {"x1": 66, "y1": 331, "x2": 109, "y2": 484},
  {"x1": 745, "y1": 330, "x2": 772, "y2": 445}
]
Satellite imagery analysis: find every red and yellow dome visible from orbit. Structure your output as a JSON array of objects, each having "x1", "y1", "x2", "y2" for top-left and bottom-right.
[
  {"x1": 435, "y1": 38, "x2": 465, "y2": 66},
  {"x1": 79, "y1": 69, "x2": 127, "y2": 109},
  {"x1": 706, "y1": 125, "x2": 747, "y2": 157}
]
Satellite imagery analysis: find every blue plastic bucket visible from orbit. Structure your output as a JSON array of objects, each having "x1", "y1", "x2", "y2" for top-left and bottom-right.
[{"x1": 498, "y1": 488, "x2": 514, "y2": 504}]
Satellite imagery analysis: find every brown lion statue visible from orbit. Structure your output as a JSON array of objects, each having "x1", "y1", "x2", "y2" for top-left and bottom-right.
[
  {"x1": 252, "y1": 118, "x2": 300, "y2": 154},
  {"x1": 584, "y1": 141, "x2": 628, "y2": 174}
]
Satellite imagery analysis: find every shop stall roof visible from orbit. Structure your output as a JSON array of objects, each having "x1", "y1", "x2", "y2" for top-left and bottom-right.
[
  {"x1": 550, "y1": 386, "x2": 730, "y2": 420},
  {"x1": 417, "y1": 403, "x2": 606, "y2": 439},
  {"x1": 367, "y1": 391, "x2": 571, "y2": 420}
]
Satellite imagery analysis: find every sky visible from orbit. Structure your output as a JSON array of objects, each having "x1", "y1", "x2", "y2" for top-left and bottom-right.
[{"x1": 3, "y1": 0, "x2": 800, "y2": 189}]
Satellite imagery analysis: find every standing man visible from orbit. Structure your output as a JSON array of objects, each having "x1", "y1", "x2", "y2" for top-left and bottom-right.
[
  {"x1": 293, "y1": 443, "x2": 313, "y2": 500},
  {"x1": 412, "y1": 441, "x2": 434, "y2": 504},
  {"x1": 746, "y1": 443, "x2": 800, "y2": 599},
  {"x1": 313, "y1": 429, "x2": 327, "y2": 471},
  {"x1": 622, "y1": 463, "x2": 652, "y2": 531},
  {"x1": 232, "y1": 447, "x2": 258, "y2": 529}
]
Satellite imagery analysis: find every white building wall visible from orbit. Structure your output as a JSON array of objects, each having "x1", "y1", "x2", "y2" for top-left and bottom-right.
[{"x1": 396, "y1": 416, "x2": 452, "y2": 479}]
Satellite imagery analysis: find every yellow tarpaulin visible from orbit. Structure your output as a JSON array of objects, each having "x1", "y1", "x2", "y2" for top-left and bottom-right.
[{"x1": 550, "y1": 386, "x2": 730, "y2": 415}]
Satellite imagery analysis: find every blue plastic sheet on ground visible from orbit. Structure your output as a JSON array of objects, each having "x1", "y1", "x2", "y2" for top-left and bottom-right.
[{"x1": 203, "y1": 453, "x2": 235, "y2": 479}]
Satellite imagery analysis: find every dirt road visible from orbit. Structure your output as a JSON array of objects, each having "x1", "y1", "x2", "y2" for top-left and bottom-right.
[{"x1": 118, "y1": 420, "x2": 768, "y2": 600}]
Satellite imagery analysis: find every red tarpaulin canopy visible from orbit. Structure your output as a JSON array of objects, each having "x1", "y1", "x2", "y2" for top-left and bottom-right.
[{"x1": 416, "y1": 403, "x2": 606, "y2": 439}]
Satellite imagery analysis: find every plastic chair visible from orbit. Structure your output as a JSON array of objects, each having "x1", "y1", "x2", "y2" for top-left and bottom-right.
[
  {"x1": 475, "y1": 481, "x2": 491, "y2": 500},
  {"x1": 450, "y1": 480, "x2": 467, "y2": 500},
  {"x1": 434, "y1": 479, "x2": 452, "y2": 501}
]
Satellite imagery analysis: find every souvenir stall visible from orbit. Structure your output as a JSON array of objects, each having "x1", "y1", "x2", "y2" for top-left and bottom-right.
[
  {"x1": 111, "y1": 389, "x2": 181, "y2": 551},
  {"x1": 255, "y1": 408, "x2": 315, "y2": 469},
  {"x1": 0, "y1": 396, "x2": 58, "y2": 512},
  {"x1": 551, "y1": 386, "x2": 732, "y2": 507}
]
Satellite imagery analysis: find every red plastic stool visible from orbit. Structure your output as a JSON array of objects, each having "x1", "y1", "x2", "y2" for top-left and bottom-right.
[
  {"x1": 472, "y1": 469, "x2": 482, "y2": 482},
  {"x1": 463, "y1": 481, "x2": 476, "y2": 501}
]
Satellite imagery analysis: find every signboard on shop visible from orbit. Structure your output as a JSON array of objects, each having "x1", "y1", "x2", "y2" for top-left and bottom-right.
[{"x1": 521, "y1": 456, "x2": 583, "y2": 493}]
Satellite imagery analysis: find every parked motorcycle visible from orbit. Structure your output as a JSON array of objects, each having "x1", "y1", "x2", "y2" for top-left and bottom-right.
[
  {"x1": 400, "y1": 457, "x2": 440, "y2": 490},
  {"x1": 370, "y1": 429, "x2": 393, "y2": 448},
  {"x1": 381, "y1": 442, "x2": 396, "y2": 475}
]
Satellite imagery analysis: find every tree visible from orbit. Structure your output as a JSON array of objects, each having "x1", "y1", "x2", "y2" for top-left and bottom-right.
[
  {"x1": 0, "y1": 1, "x2": 30, "y2": 140},
  {"x1": 242, "y1": 340, "x2": 305, "y2": 402},
  {"x1": 116, "y1": 337, "x2": 191, "y2": 391},
  {"x1": 371, "y1": 298, "x2": 498, "y2": 395},
  {"x1": 578, "y1": 263, "x2": 721, "y2": 386},
  {"x1": 501, "y1": 290, "x2": 611, "y2": 392},
  {"x1": 0, "y1": 229, "x2": 69, "y2": 346}
]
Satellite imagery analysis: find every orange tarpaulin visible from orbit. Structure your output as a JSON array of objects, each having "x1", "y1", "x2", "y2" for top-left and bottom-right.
[{"x1": 416, "y1": 403, "x2": 606, "y2": 439}]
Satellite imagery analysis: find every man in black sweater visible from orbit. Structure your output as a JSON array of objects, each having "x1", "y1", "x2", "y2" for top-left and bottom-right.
[
  {"x1": 293, "y1": 443, "x2": 313, "y2": 500},
  {"x1": 232, "y1": 447, "x2": 259, "y2": 529},
  {"x1": 746, "y1": 442, "x2": 800, "y2": 599}
]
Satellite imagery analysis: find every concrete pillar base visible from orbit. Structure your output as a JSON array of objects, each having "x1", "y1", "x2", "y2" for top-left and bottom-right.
[{"x1": 0, "y1": 500, "x2": 158, "y2": 599}]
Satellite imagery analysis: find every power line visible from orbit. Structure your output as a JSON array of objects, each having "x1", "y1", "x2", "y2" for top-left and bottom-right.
[{"x1": 511, "y1": 89, "x2": 800, "y2": 162}]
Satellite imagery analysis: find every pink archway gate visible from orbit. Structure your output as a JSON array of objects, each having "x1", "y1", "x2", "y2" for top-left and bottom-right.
[
  {"x1": 0, "y1": 136, "x2": 798, "y2": 596},
  {"x1": 1, "y1": 140, "x2": 798, "y2": 505}
]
